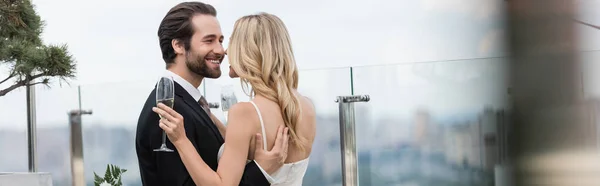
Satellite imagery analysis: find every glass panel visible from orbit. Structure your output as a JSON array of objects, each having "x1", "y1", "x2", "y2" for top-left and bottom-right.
[
  {"x1": 202, "y1": 68, "x2": 352, "y2": 185},
  {"x1": 299, "y1": 68, "x2": 352, "y2": 185},
  {"x1": 79, "y1": 80, "x2": 157, "y2": 186},
  {"x1": 203, "y1": 78, "x2": 240, "y2": 123},
  {"x1": 35, "y1": 85, "x2": 79, "y2": 186},
  {"x1": 353, "y1": 58, "x2": 509, "y2": 185},
  {"x1": 581, "y1": 50, "x2": 600, "y2": 151},
  {"x1": 0, "y1": 87, "x2": 28, "y2": 172},
  {"x1": 581, "y1": 50, "x2": 600, "y2": 99}
]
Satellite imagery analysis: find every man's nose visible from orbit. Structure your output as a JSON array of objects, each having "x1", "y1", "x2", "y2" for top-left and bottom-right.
[
  {"x1": 215, "y1": 45, "x2": 225, "y2": 55},
  {"x1": 225, "y1": 48, "x2": 228, "y2": 55}
]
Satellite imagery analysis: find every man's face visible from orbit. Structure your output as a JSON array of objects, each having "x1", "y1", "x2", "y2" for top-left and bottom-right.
[{"x1": 185, "y1": 14, "x2": 225, "y2": 79}]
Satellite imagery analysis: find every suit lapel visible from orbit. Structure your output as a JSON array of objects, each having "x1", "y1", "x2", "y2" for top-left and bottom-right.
[{"x1": 174, "y1": 82, "x2": 224, "y2": 144}]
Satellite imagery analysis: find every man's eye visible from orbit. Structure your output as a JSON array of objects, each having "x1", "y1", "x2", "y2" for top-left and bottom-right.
[{"x1": 205, "y1": 40, "x2": 214, "y2": 43}]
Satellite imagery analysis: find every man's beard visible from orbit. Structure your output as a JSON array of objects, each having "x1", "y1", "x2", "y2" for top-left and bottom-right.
[{"x1": 185, "y1": 51, "x2": 221, "y2": 78}]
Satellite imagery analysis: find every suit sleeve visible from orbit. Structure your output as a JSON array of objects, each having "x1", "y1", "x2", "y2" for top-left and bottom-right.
[
  {"x1": 150, "y1": 103, "x2": 201, "y2": 186},
  {"x1": 238, "y1": 161, "x2": 272, "y2": 186}
]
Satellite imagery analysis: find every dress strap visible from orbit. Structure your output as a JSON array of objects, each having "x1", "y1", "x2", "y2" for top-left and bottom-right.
[{"x1": 249, "y1": 101, "x2": 267, "y2": 150}]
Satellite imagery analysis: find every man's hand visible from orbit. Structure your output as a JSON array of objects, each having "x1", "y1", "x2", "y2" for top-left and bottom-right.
[{"x1": 254, "y1": 126, "x2": 289, "y2": 174}]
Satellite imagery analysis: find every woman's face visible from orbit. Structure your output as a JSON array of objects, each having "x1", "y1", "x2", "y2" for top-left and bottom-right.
[
  {"x1": 228, "y1": 65, "x2": 239, "y2": 78},
  {"x1": 225, "y1": 48, "x2": 239, "y2": 78}
]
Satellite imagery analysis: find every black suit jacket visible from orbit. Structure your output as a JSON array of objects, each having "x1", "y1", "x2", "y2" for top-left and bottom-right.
[{"x1": 135, "y1": 82, "x2": 270, "y2": 186}]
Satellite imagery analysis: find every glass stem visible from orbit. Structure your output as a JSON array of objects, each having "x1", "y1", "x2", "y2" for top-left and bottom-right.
[{"x1": 162, "y1": 131, "x2": 167, "y2": 145}]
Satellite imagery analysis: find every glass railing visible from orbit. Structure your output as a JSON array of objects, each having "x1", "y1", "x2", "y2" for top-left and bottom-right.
[
  {"x1": 289, "y1": 67, "x2": 352, "y2": 185},
  {"x1": 0, "y1": 59, "x2": 510, "y2": 186},
  {"x1": 11, "y1": 51, "x2": 600, "y2": 185},
  {"x1": 352, "y1": 58, "x2": 509, "y2": 186},
  {"x1": 78, "y1": 80, "x2": 157, "y2": 186},
  {"x1": 0, "y1": 87, "x2": 28, "y2": 173},
  {"x1": 35, "y1": 85, "x2": 80, "y2": 186},
  {"x1": 582, "y1": 50, "x2": 600, "y2": 99}
]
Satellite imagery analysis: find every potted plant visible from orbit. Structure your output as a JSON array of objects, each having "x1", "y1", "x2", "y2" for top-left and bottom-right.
[{"x1": 94, "y1": 164, "x2": 127, "y2": 186}]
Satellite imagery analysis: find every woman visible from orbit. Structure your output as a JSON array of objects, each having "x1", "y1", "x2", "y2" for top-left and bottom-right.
[{"x1": 152, "y1": 12, "x2": 316, "y2": 186}]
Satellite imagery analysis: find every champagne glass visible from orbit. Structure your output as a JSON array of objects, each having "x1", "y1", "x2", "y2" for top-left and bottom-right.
[
  {"x1": 154, "y1": 76, "x2": 175, "y2": 152},
  {"x1": 220, "y1": 85, "x2": 238, "y2": 122}
]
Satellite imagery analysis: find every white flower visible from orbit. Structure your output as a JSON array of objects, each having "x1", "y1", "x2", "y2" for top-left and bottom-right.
[{"x1": 99, "y1": 181, "x2": 113, "y2": 186}]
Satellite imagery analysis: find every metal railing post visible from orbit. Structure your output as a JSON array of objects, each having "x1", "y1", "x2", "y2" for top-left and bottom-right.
[
  {"x1": 336, "y1": 95, "x2": 370, "y2": 186},
  {"x1": 26, "y1": 84, "x2": 37, "y2": 172},
  {"x1": 69, "y1": 109, "x2": 92, "y2": 186}
]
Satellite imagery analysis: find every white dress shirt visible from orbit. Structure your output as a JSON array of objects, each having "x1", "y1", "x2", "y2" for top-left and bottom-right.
[{"x1": 164, "y1": 70, "x2": 202, "y2": 101}]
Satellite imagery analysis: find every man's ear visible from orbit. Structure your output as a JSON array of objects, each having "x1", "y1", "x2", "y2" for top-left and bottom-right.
[{"x1": 172, "y1": 39, "x2": 185, "y2": 55}]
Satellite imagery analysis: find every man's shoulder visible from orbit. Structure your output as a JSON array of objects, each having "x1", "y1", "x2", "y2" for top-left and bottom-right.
[{"x1": 136, "y1": 89, "x2": 159, "y2": 132}]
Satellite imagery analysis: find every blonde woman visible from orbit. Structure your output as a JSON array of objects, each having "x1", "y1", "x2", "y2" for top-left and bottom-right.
[{"x1": 153, "y1": 12, "x2": 316, "y2": 186}]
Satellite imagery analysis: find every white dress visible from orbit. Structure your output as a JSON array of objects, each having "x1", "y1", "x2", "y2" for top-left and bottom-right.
[{"x1": 217, "y1": 101, "x2": 309, "y2": 186}]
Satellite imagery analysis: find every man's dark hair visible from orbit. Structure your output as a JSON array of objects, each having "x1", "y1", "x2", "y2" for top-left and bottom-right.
[{"x1": 158, "y1": 2, "x2": 217, "y2": 64}]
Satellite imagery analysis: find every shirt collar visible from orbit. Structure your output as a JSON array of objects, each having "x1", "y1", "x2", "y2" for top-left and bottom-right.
[{"x1": 164, "y1": 70, "x2": 202, "y2": 101}]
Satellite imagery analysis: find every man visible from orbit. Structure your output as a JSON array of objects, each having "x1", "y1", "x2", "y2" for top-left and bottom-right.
[{"x1": 135, "y1": 2, "x2": 285, "y2": 185}]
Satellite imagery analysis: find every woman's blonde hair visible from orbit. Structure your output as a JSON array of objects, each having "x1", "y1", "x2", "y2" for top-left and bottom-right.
[{"x1": 228, "y1": 13, "x2": 305, "y2": 151}]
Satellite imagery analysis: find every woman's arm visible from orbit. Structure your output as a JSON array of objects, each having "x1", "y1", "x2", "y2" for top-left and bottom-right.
[{"x1": 153, "y1": 103, "x2": 288, "y2": 186}]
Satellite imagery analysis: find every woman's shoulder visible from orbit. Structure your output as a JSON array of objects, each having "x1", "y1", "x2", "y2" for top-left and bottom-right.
[
  {"x1": 230, "y1": 101, "x2": 256, "y2": 111},
  {"x1": 226, "y1": 102, "x2": 260, "y2": 128},
  {"x1": 295, "y1": 91, "x2": 313, "y2": 106},
  {"x1": 296, "y1": 94, "x2": 316, "y2": 117}
]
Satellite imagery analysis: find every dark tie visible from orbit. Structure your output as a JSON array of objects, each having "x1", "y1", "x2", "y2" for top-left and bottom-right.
[{"x1": 198, "y1": 96, "x2": 211, "y2": 114}]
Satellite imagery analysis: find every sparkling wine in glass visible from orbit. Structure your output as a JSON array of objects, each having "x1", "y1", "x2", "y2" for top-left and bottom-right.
[
  {"x1": 220, "y1": 85, "x2": 238, "y2": 122},
  {"x1": 154, "y1": 76, "x2": 175, "y2": 152}
]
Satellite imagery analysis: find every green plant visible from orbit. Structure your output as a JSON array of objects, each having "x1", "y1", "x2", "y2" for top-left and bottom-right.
[
  {"x1": 0, "y1": 0, "x2": 76, "y2": 97},
  {"x1": 94, "y1": 164, "x2": 127, "y2": 186}
]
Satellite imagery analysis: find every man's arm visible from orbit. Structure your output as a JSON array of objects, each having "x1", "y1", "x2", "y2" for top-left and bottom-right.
[
  {"x1": 152, "y1": 104, "x2": 200, "y2": 186},
  {"x1": 136, "y1": 102, "x2": 160, "y2": 186}
]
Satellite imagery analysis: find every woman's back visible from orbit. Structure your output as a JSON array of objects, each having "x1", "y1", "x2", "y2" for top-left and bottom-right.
[
  {"x1": 245, "y1": 93, "x2": 315, "y2": 185},
  {"x1": 247, "y1": 93, "x2": 316, "y2": 162},
  {"x1": 225, "y1": 12, "x2": 315, "y2": 185}
]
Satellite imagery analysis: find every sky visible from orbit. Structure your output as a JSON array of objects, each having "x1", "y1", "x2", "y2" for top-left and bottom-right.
[{"x1": 1, "y1": 0, "x2": 600, "y2": 129}]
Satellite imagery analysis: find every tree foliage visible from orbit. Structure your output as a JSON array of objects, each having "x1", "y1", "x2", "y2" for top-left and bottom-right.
[{"x1": 0, "y1": 0, "x2": 76, "y2": 96}]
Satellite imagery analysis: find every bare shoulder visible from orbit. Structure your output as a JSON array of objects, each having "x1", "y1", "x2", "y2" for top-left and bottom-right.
[
  {"x1": 298, "y1": 95, "x2": 316, "y2": 118},
  {"x1": 296, "y1": 94, "x2": 317, "y2": 149},
  {"x1": 229, "y1": 102, "x2": 255, "y2": 114},
  {"x1": 226, "y1": 102, "x2": 259, "y2": 130}
]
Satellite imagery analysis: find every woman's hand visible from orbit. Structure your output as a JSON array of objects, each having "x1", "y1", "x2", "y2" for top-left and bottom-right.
[{"x1": 152, "y1": 103, "x2": 188, "y2": 145}]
